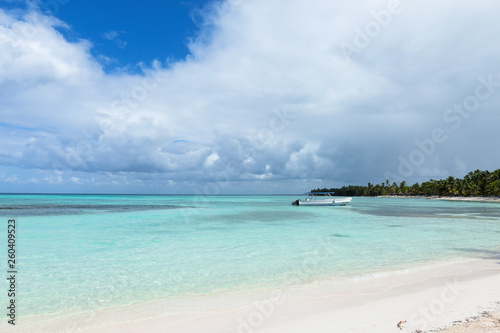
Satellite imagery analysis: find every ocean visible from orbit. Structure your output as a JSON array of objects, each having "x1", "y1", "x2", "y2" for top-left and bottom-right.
[{"x1": 1, "y1": 194, "x2": 499, "y2": 328}]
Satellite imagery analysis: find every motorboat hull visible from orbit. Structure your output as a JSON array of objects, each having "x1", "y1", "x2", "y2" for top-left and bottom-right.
[{"x1": 291, "y1": 197, "x2": 352, "y2": 206}]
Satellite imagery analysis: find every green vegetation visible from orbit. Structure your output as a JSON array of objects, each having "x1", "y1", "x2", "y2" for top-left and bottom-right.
[{"x1": 311, "y1": 169, "x2": 500, "y2": 197}]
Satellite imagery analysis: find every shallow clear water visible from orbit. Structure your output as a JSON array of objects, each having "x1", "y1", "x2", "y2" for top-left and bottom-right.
[{"x1": 1, "y1": 194, "x2": 499, "y2": 319}]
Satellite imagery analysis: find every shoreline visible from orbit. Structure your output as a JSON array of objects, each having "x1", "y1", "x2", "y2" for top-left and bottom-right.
[
  {"x1": 6, "y1": 257, "x2": 499, "y2": 333},
  {"x1": 379, "y1": 195, "x2": 500, "y2": 203},
  {"x1": 431, "y1": 196, "x2": 500, "y2": 204},
  {"x1": 77, "y1": 257, "x2": 500, "y2": 333}
]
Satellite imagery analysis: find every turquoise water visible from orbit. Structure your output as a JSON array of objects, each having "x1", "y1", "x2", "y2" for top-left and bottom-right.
[{"x1": 1, "y1": 194, "x2": 500, "y2": 320}]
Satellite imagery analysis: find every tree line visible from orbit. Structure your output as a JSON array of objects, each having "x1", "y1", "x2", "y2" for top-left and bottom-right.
[{"x1": 311, "y1": 169, "x2": 500, "y2": 197}]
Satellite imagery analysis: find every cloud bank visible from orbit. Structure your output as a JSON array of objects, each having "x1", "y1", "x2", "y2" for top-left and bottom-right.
[{"x1": 1, "y1": 0, "x2": 500, "y2": 194}]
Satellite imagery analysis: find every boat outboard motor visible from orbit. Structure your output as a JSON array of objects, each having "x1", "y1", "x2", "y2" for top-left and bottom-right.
[{"x1": 291, "y1": 199, "x2": 300, "y2": 206}]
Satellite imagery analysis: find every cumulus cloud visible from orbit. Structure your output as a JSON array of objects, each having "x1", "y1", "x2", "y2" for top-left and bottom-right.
[{"x1": 1, "y1": 0, "x2": 500, "y2": 193}]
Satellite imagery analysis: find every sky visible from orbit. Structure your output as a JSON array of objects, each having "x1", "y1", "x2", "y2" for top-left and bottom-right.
[{"x1": 0, "y1": 0, "x2": 499, "y2": 194}]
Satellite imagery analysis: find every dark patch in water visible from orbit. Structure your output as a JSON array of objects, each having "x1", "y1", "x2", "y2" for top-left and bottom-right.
[
  {"x1": 331, "y1": 234, "x2": 350, "y2": 238},
  {"x1": 452, "y1": 248, "x2": 500, "y2": 260},
  {"x1": 453, "y1": 247, "x2": 499, "y2": 254},
  {"x1": 0, "y1": 204, "x2": 192, "y2": 217},
  {"x1": 355, "y1": 205, "x2": 500, "y2": 220},
  {"x1": 205, "y1": 211, "x2": 318, "y2": 224},
  {"x1": 387, "y1": 225, "x2": 404, "y2": 228}
]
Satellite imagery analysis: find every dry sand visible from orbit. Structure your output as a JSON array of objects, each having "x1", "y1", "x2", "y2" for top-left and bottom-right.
[
  {"x1": 432, "y1": 197, "x2": 500, "y2": 204},
  {"x1": 379, "y1": 195, "x2": 500, "y2": 203}
]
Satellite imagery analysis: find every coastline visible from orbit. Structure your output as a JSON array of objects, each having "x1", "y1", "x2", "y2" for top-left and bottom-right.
[
  {"x1": 431, "y1": 196, "x2": 500, "y2": 204},
  {"x1": 92, "y1": 258, "x2": 500, "y2": 333},
  {"x1": 379, "y1": 195, "x2": 500, "y2": 203},
  {"x1": 3, "y1": 195, "x2": 499, "y2": 333},
  {"x1": 7, "y1": 257, "x2": 499, "y2": 333}
]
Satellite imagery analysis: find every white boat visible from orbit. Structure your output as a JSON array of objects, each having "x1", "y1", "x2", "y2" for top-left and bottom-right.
[{"x1": 291, "y1": 192, "x2": 352, "y2": 206}]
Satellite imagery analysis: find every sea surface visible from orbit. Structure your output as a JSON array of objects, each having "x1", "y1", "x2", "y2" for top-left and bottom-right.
[{"x1": 1, "y1": 194, "x2": 500, "y2": 324}]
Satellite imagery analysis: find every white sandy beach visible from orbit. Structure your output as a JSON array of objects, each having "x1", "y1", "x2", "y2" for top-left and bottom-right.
[
  {"x1": 10, "y1": 257, "x2": 495, "y2": 333},
  {"x1": 380, "y1": 195, "x2": 500, "y2": 204},
  {"x1": 433, "y1": 197, "x2": 500, "y2": 204}
]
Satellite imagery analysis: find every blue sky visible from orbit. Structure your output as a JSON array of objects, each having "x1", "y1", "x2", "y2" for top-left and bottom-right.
[
  {"x1": 52, "y1": 0, "x2": 213, "y2": 72},
  {"x1": 1, "y1": 0, "x2": 500, "y2": 194},
  {"x1": 2, "y1": 0, "x2": 212, "y2": 71}
]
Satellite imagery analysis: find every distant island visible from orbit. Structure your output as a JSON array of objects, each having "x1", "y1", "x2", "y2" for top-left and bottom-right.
[{"x1": 311, "y1": 169, "x2": 500, "y2": 197}]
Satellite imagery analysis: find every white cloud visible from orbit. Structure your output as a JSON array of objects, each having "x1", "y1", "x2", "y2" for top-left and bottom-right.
[
  {"x1": 101, "y1": 30, "x2": 127, "y2": 48},
  {"x1": 1, "y1": 0, "x2": 500, "y2": 193},
  {"x1": 70, "y1": 177, "x2": 81, "y2": 184},
  {"x1": 101, "y1": 30, "x2": 120, "y2": 40},
  {"x1": 5, "y1": 175, "x2": 18, "y2": 183},
  {"x1": 44, "y1": 174, "x2": 63, "y2": 184}
]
